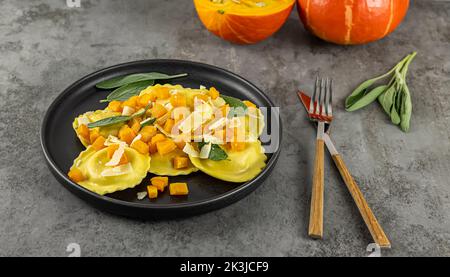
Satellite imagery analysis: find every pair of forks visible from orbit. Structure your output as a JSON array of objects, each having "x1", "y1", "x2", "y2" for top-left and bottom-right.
[{"x1": 297, "y1": 77, "x2": 391, "y2": 248}]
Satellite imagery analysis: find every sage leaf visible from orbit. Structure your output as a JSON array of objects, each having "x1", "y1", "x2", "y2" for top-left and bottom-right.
[
  {"x1": 87, "y1": 115, "x2": 131, "y2": 128},
  {"x1": 345, "y1": 54, "x2": 412, "y2": 110},
  {"x1": 96, "y1": 72, "x2": 188, "y2": 89},
  {"x1": 100, "y1": 79, "x2": 154, "y2": 103},
  {"x1": 221, "y1": 95, "x2": 248, "y2": 117},
  {"x1": 400, "y1": 86, "x2": 412, "y2": 132},
  {"x1": 140, "y1": 117, "x2": 156, "y2": 127},
  {"x1": 378, "y1": 84, "x2": 396, "y2": 115},
  {"x1": 345, "y1": 85, "x2": 388, "y2": 112},
  {"x1": 345, "y1": 52, "x2": 416, "y2": 132},
  {"x1": 197, "y1": 142, "x2": 228, "y2": 161}
]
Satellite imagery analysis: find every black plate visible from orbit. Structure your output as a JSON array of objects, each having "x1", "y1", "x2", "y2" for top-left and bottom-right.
[{"x1": 41, "y1": 59, "x2": 281, "y2": 219}]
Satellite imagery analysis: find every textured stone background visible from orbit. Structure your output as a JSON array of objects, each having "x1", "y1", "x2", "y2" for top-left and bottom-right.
[{"x1": 0, "y1": 0, "x2": 449, "y2": 256}]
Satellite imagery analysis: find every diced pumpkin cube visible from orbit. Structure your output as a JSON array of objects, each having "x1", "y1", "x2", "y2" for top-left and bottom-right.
[
  {"x1": 118, "y1": 125, "x2": 136, "y2": 145},
  {"x1": 131, "y1": 139, "x2": 149, "y2": 155},
  {"x1": 121, "y1": 96, "x2": 138, "y2": 110},
  {"x1": 107, "y1": 100, "x2": 123, "y2": 112},
  {"x1": 147, "y1": 185, "x2": 158, "y2": 199},
  {"x1": 149, "y1": 133, "x2": 166, "y2": 154},
  {"x1": 243, "y1": 100, "x2": 257, "y2": 108},
  {"x1": 156, "y1": 139, "x2": 177, "y2": 155},
  {"x1": 129, "y1": 117, "x2": 142, "y2": 134},
  {"x1": 139, "y1": 126, "x2": 157, "y2": 142},
  {"x1": 169, "y1": 183, "x2": 189, "y2": 196},
  {"x1": 163, "y1": 118, "x2": 175, "y2": 134},
  {"x1": 173, "y1": 156, "x2": 189, "y2": 169},
  {"x1": 150, "y1": 133, "x2": 166, "y2": 145},
  {"x1": 106, "y1": 144, "x2": 129, "y2": 165},
  {"x1": 77, "y1": 124, "x2": 90, "y2": 142},
  {"x1": 148, "y1": 142, "x2": 157, "y2": 154},
  {"x1": 170, "y1": 94, "x2": 187, "y2": 107},
  {"x1": 150, "y1": 176, "x2": 168, "y2": 192},
  {"x1": 91, "y1": 136, "x2": 106, "y2": 151},
  {"x1": 68, "y1": 168, "x2": 85, "y2": 183},
  {"x1": 106, "y1": 144, "x2": 118, "y2": 159},
  {"x1": 151, "y1": 103, "x2": 167, "y2": 118},
  {"x1": 154, "y1": 86, "x2": 170, "y2": 99},
  {"x1": 138, "y1": 93, "x2": 153, "y2": 108},
  {"x1": 89, "y1": 128, "x2": 100, "y2": 144},
  {"x1": 208, "y1": 87, "x2": 220, "y2": 99}
]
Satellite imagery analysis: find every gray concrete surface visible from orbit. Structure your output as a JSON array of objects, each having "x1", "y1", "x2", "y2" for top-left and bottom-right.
[{"x1": 0, "y1": 0, "x2": 449, "y2": 257}]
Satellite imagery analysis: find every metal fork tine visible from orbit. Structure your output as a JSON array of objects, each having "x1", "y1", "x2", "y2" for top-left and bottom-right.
[
  {"x1": 317, "y1": 78, "x2": 323, "y2": 115},
  {"x1": 320, "y1": 78, "x2": 326, "y2": 116},
  {"x1": 310, "y1": 76, "x2": 319, "y2": 114},
  {"x1": 322, "y1": 78, "x2": 328, "y2": 116},
  {"x1": 328, "y1": 78, "x2": 333, "y2": 117}
]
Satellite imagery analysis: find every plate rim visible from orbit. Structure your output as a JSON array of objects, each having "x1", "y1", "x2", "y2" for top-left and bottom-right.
[{"x1": 40, "y1": 59, "x2": 282, "y2": 211}]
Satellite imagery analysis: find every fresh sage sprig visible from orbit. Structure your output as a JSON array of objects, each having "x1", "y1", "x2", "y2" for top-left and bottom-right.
[
  {"x1": 345, "y1": 52, "x2": 417, "y2": 132},
  {"x1": 221, "y1": 95, "x2": 248, "y2": 117},
  {"x1": 87, "y1": 102, "x2": 152, "y2": 128},
  {"x1": 198, "y1": 142, "x2": 228, "y2": 161},
  {"x1": 97, "y1": 72, "x2": 188, "y2": 103},
  {"x1": 87, "y1": 115, "x2": 132, "y2": 128},
  {"x1": 96, "y1": 72, "x2": 188, "y2": 89},
  {"x1": 140, "y1": 117, "x2": 156, "y2": 127},
  {"x1": 99, "y1": 80, "x2": 155, "y2": 103}
]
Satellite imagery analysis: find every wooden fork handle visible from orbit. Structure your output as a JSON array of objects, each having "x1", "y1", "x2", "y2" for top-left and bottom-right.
[
  {"x1": 309, "y1": 138, "x2": 324, "y2": 239},
  {"x1": 331, "y1": 154, "x2": 391, "y2": 248}
]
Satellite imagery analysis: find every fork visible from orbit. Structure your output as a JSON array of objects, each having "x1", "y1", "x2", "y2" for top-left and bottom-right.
[{"x1": 308, "y1": 77, "x2": 332, "y2": 239}]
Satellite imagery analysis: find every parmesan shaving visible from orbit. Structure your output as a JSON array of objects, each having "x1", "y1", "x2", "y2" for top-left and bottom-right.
[
  {"x1": 137, "y1": 191, "x2": 147, "y2": 200},
  {"x1": 101, "y1": 163, "x2": 132, "y2": 177},
  {"x1": 182, "y1": 143, "x2": 199, "y2": 157},
  {"x1": 203, "y1": 134, "x2": 224, "y2": 145},
  {"x1": 105, "y1": 143, "x2": 125, "y2": 167},
  {"x1": 104, "y1": 135, "x2": 127, "y2": 146},
  {"x1": 131, "y1": 134, "x2": 142, "y2": 145},
  {"x1": 212, "y1": 97, "x2": 226, "y2": 108},
  {"x1": 77, "y1": 116, "x2": 90, "y2": 126},
  {"x1": 122, "y1": 106, "x2": 135, "y2": 116},
  {"x1": 199, "y1": 142, "x2": 212, "y2": 159}
]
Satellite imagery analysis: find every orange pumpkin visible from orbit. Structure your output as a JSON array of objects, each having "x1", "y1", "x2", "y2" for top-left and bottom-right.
[
  {"x1": 297, "y1": 0, "x2": 409, "y2": 45},
  {"x1": 194, "y1": 0, "x2": 295, "y2": 44}
]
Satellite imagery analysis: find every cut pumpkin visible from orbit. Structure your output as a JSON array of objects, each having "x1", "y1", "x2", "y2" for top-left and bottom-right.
[{"x1": 194, "y1": 0, "x2": 295, "y2": 44}]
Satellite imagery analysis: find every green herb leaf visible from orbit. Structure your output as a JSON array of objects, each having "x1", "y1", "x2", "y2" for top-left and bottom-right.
[
  {"x1": 100, "y1": 80, "x2": 154, "y2": 103},
  {"x1": 345, "y1": 54, "x2": 412, "y2": 111},
  {"x1": 197, "y1": 142, "x2": 228, "y2": 161},
  {"x1": 345, "y1": 52, "x2": 416, "y2": 132},
  {"x1": 96, "y1": 72, "x2": 188, "y2": 89},
  {"x1": 345, "y1": 85, "x2": 388, "y2": 112},
  {"x1": 221, "y1": 95, "x2": 248, "y2": 117},
  {"x1": 87, "y1": 115, "x2": 131, "y2": 128},
  {"x1": 400, "y1": 86, "x2": 412, "y2": 132},
  {"x1": 140, "y1": 117, "x2": 156, "y2": 127}
]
